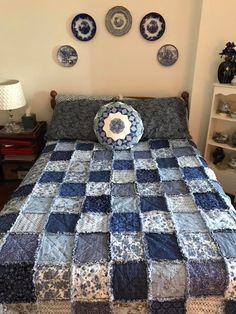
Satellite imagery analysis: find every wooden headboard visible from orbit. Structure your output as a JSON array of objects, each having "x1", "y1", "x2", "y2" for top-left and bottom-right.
[{"x1": 50, "y1": 90, "x2": 190, "y2": 118}]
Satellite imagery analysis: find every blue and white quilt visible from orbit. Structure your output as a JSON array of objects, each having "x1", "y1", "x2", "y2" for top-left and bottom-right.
[{"x1": 0, "y1": 139, "x2": 236, "y2": 313}]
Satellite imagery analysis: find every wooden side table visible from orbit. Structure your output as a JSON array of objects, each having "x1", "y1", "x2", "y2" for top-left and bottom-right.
[{"x1": 0, "y1": 121, "x2": 47, "y2": 182}]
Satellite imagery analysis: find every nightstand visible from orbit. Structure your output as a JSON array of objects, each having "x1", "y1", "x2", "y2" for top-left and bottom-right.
[{"x1": 0, "y1": 121, "x2": 47, "y2": 182}]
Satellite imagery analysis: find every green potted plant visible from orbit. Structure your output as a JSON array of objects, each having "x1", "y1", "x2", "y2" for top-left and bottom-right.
[{"x1": 218, "y1": 42, "x2": 236, "y2": 83}]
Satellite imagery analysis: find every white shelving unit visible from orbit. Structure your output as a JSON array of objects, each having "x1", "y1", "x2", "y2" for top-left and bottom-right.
[{"x1": 204, "y1": 83, "x2": 236, "y2": 196}]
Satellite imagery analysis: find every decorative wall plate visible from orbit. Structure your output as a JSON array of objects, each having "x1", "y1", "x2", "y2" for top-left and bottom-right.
[
  {"x1": 140, "y1": 12, "x2": 165, "y2": 41},
  {"x1": 57, "y1": 45, "x2": 78, "y2": 67},
  {"x1": 105, "y1": 6, "x2": 132, "y2": 36},
  {"x1": 157, "y1": 44, "x2": 179, "y2": 66},
  {"x1": 71, "y1": 13, "x2": 96, "y2": 41}
]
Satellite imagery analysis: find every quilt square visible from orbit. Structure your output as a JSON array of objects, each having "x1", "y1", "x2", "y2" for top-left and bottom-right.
[
  {"x1": 11, "y1": 213, "x2": 47, "y2": 233},
  {"x1": 202, "y1": 209, "x2": 236, "y2": 231},
  {"x1": 194, "y1": 192, "x2": 228, "y2": 210},
  {"x1": 90, "y1": 160, "x2": 112, "y2": 171},
  {"x1": 113, "y1": 160, "x2": 134, "y2": 170},
  {"x1": 111, "y1": 197, "x2": 139, "y2": 213},
  {"x1": 51, "y1": 197, "x2": 84, "y2": 214},
  {"x1": 110, "y1": 213, "x2": 141, "y2": 232},
  {"x1": 162, "y1": 180, "x2": 189, "y2": 195},
  {"x1": 42, "y1": 143, "x2": 56, "y2": 153},
  {"x1": 0, "y1": 264, "x2": 35, "y2": 303},
  {"x1": 156, "y1": 157, "x2": 178, "y2": 168},
  {"x1": 140, "y1": 196, "x2": 168, "y2": 212},
  {"x1": 93, "y1": 150, "x2": 113, "y2": 161},
  {"x1": 23, "y1": 196, "x2": 53, "y2": 214},
  {"x1": 133, "y1": 151, "x2": 152, "y2": 159},
  {"x1": 223, "y1": 259, "x2": 236, "y2": 299},
  {"x1": 45, "y1": 160, "x2": 70, "y2": 172},
  {"x1": 83, "y1": 195, "x2": 111, "y2": 213},
  {"x1": 111, "y1": 233, "x2": 144, "y2": 262},
  {"x1": 45, "y1": 213, "x2": 79, "y2": 233},
  {"x1": 136, "y1": 170, "x2": 160, "y2": 183},
  {"x1": 74, "y1": 233, "x2": 109, "y2": 263},
  {"x1": 141, "y1": 211, "x2": 175, "y2": 233},
  {"x1": 225, "y1": 301, "x2": 236, "y2": 314},
  {"x1": 0, "y1": 213, "x2": 18, "y2": 233},
  {"x1": 2, "y1": 196, "x2": 27, "y2": 215},
  {"x1": 71, "y1": 150, "x2": 92, "y2": 161},
  {"x1": 172, "y1": 213, "x2": 207, "y2": 232},
  {"x1": 12, "y1": 183, "x2": 35, "y2": 198},
  {"x1": 71, "y1": 262, "x2": 109, "y2": 301},
  {"x1": 72, "y1": 301, "x2": 110, "y2": 314},
  {"x1": 64, "y1": 171, "x2": 88, "y2": 183},
  {"x1": 145, "y1": 233, "x2": 182, "y2": 260},
  {"x1": 39, "y1": 171, "x2": 65, "y2": 183},
  {"x1": 173, "y1": 147, "x2": 195, "y2": 157},
  {"x1": 113, "y1": 150, "x2": 132, "y2": 160},
  {"x1": 149, "y1": 261, "x2": 185, "y2": 299},
  {"x1": 187, "y1": 260, "x2": 227, "y2": 296},
  {"x1": 187, "y1": 180, "x2": 214, "y2": 193},
  {"x1": 112, "y1": 170, "x2": 135, "y2": 183},
  {"x1": 55, "y1": 141, "x2": 75, "y2": 151},
  {"x1": 38, "y1": 301, "x2": 71, "y2": 313},
  {"x1": 213, "y1": 232, "x2": 236, "y2": 258},
  {"x1": 131, "y1": 141, "x2": 149, "y2": 151},
  {"x1": 111, "y1": 183, "x2": 136, "y2": 197},
  {"x1": 68, "y1": 160, "x2": 90, "y2": 172},
  {"x1": 137, "y1": 183, "x2": 163, "y2": 196},
  {"x1": 134, "y1": 158, "x2": 156, "y2": 170},
  {"x1": 159, "y1": 168, "x2": 182, "y2": 181},
  {"x1": 4, "y1": 303, "x2": 38, "y2": 314},
  {"x1": 151, "y1": 148, "x2": 173, "y2": 158},
  {"x1": 60, "y1": 183, "x2": 86, "y2": 197},
  {"x1": 177, "y1": 156, "x2": 201, "y2": 168},
  {"x1": 37, "y1": 234, "x2": 74, "y2": 264},
  {"x1": 0, "y1": 233, "x2": 38, "y2": 264},
  {"x1": 149, "y1": 139, "x2": 169, "y2": 149},
  {"x1": 50, "y1": 151, "x2": 73, "y2": 161},
  {"x1": 178, "y1": 233, "x2": 220, "y2": 260},
  {"x1": 166, "y1": 195, "x2": 197, "y2": 212},
  {"x1": 186, "y1": 297, "x2": 225, "y2": 314},
  {"x1": 76, "y1": 142, "x2": 94, "y2": 151},
  {"x1": 89, "y1": 171, "x2": 110, "y2": 182},
  {"x1": 86, "y1": 182, "x2": 110, "y2": 196},
  {"x1": 182, "y1": 167, "x2": 208, "y2": 180},
  {"x1": 112, "y1": 301, "x2": 147, "y2": 314},
  {"x1": 170, "y1": 139, "x2": 189, "y2": 147},
  {"x1": 76, "y1": 213, "x2": 108, "y2": 233},
  {"x1": 112, "y1": 262, "x2": 148, "y2": 300},
  {"x1": 32, "y1": 183, "x2": 60, "y2": 197},
  {"x1": 35, "y1": 265, "x2": 70, "y2": 300},
  {"x1": 150, "y1": 300, "x2": 185, "y2": 314}
]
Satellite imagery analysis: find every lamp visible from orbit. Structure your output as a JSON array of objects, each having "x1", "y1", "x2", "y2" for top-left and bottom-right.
[{"x1": 0, "y1": 80, "x2": 26, "y2": 133}]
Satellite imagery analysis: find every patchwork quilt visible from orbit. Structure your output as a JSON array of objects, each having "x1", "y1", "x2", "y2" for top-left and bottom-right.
[{"x1": 0, "y1": 139, "x2": 236, "y2": 314}]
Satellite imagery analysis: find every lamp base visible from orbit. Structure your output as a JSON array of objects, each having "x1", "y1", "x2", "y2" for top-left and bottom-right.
[{"x1": 0, "y1": 121, "x2": 23, "y2": 134}]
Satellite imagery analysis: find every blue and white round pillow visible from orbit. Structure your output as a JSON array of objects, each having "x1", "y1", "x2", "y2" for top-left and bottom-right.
[{"x1": 94, "y1": 101, "x2": 144, "y2": 150}]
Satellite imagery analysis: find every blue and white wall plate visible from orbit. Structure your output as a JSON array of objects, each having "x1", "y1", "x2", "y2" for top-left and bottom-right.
[
  {"x1": 105, "y1": 6, "x2": 132, "y2": 36},
  {"x1": 157, "y1": 44, "x2": 179, "y2": 66},
  {"x1": 140, "y1": 12, "x2": 165, "y2": 41},
  {"x1": 71, "y1": 13, "x2": 96, "y2": 41},
  {"x1": 57, "y1": 45, "x2": 78, "y2": 67}
]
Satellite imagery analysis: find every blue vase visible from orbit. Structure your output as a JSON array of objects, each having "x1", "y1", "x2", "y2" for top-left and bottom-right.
[{"x1": 218, "y1": 61, "x2": 236, "y2": 83}]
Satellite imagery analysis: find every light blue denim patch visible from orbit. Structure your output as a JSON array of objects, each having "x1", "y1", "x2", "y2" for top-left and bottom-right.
[
  {"x1": 111, "y1": 197, "x2": 139, "y2": 213},
  {"x1": 23, "y1": 196, "x2": 53, "y2": 214}
]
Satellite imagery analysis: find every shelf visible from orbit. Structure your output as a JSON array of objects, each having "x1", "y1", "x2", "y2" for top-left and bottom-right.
[
  {"x1": 209, "y1": 162, "x2": 236, "y2": 175},
  {"x1": 208, "y1": 139, "x2": 236, "y2": 151},
  {"x1": 212, "y1": 114, "x2": 236, "y2": 122}
]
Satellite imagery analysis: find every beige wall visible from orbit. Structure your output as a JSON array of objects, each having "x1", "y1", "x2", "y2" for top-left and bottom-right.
[{"x1": 0, "y1": 0, "x2": 201, "y2": 125}]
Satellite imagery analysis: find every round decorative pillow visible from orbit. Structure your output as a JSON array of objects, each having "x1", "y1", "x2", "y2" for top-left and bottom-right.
[{"x1": 94, "y1": 101, "x2": 144, "y2": 150}]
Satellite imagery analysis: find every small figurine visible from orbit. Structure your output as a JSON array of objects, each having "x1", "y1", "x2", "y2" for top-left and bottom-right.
[
  {"x1": 213, "y1": 132, "x2": 229, "y2": 143},
  {"x1": 228, "y1": 154, "x2": 236, "y2": 169},
  {"x1": 212, "y1": 147, "x2": 225, "y2": 164},
  {"x1": 218, "y1": 102, "x2": 230, "y2": 115}
]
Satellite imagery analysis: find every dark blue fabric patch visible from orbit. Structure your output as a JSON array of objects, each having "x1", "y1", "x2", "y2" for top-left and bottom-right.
[
  {"x1": 76, "y1": 142, "x2": 94, "y2": 151},
  {"x1": 173, "y1": 147, "x2": 195, "y2": 157},
  {"x1": 182, "y1": 167, "x2": 207, "y2": 180},
  {"x1": 93, "y1": 150, "x2": 113, "y2": 161},
  {"x1": 113, "y1": 160, "x2": 134, "y2": 170},
  {"x1": 150, "y1": 300, "x2": 185, "y2": 314},
  {"x1": 45, "y1": 213, "x2": 79, "y2": 233},
  {"x1": 112, "y1": 262, "x2": 148, "y2": 300},
  {"x1": 145, "y1": 233, "x2": 183, "y2": 260},
  {"x1": 83, "y1": 195, "x2": 111, "y2": 213},
  {"x1": 50, "y1": 150, "x2": 73, "y2": 161},
  {"x1": 72, "y1": 301, "x2": 111, "y2": 314},
  {"x1": 149, "y1": 140, "x2": 169, "y2": 149},
  {"x1": 194, "y1": 192, "x2": 228, "y2": 210},
  {"x1": 12, "y1": 184, "x2": 35, "y2": 198},
  {"x1": 133, "y1": 151, "x2": 152, "y2": 159},
  {"x1": 136, "y1": 170, "x2": 160, "y2": 183},
  {"x1": 156, "y1": 158, "x2": 178, "y2": 168},
  {"x1": 0, "y1": 263, "x2": 36, "y2": 303},
  {"x1": 39, "y1": 171, "x2": 65, "y2": 183},
  {"x1": 42, "y1": 143, "x2": 56, "y2": 154},
  {"x1": 162, "y1": 180, "x2": 189, "y2": 195},
  {"x1": 225, "y1": 301, "x2": 236, "y2": 314},
  {"x1": 89, "y1": 171, "x2": 110, "y2": 182},
  {"x1": 111, "y1": 183, "x2": 136, "y2": 197},
  {"x1": 60, "y1": 183, "x2": 86, "y2": 197},
  {"x1": 110, "y1": 213, "x2": 141, "y2": 232},
  {"x1": 140, "y1": 196, "x2": 168, "y2": 212},
  {"x1": 198, "y1": 156, "x2": 208, "y2": 167},
  {"x1": 0, "y1": 213, "x2": 18, "y2": 233}
]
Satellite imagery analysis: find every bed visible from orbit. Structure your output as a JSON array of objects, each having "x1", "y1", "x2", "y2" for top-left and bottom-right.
[{"x1": 0, "y1": 90, "x2": 236, "y2": 314}]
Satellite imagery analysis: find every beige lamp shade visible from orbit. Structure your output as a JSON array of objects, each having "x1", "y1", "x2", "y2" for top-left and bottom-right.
[{"x1": 0, "y1": 80, "x2": 26, "y2": 110}]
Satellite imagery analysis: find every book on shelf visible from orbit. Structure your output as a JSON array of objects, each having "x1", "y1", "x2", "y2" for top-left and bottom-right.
[
  {"x1": 0, "y1": 147, "x2": 35, "y2": 155},
  {"x1": 3, "y1": 155, "x2": 36, "y2": 161}
]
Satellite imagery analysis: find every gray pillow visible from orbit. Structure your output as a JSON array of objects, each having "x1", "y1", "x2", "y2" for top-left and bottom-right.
[{"x1": 46, "y1": 96, "x2": 190, "y2": 141}]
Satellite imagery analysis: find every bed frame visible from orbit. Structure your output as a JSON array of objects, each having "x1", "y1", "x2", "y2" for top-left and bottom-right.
[{"x1": 50, "y1": 90, "x2": 190, "y2": 118}]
